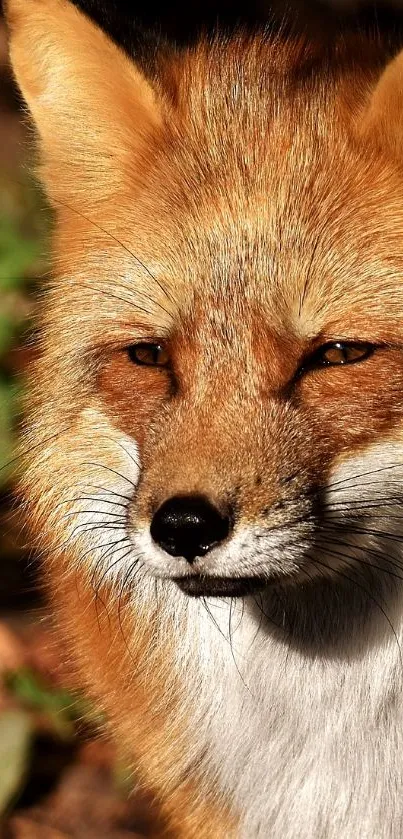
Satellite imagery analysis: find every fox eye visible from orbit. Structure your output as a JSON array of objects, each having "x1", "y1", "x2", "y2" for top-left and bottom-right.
[
  {"x1": 306, "y1": 341, "x2": 374, "y2": 370},
  {"x1": 127, "y1": 343, "x2": 170, "y2": 367}
]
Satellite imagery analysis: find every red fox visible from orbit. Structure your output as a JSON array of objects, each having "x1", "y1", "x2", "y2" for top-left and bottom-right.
[{"x1": 6, "y1": 0, "x2": 403, "y2": 835}]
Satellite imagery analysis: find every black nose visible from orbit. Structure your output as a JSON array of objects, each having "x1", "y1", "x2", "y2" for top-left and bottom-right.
[{"x1": 150, "y1": 495, "x2": 231, "y2": 562}]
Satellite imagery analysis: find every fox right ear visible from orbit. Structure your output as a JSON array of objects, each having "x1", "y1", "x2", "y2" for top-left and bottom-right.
[
  {"x1": 5, "y1": 0, "x2": 162, "y2": 203},
  {"x1": 359, "y1": 48, "x2": 403, "y2": 160}
]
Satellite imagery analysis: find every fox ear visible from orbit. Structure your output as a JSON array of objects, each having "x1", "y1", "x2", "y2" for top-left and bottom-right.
[
  {"x1": 5, "y1": 0, "x2": 162, "y2": 203},
  {"x1": 359, "y1": 50, "x2": 403, "y2": 159}
]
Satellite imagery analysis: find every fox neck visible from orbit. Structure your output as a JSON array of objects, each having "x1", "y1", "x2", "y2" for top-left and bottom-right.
[{"x1": 156, "y1": 576, "x2": 403, "y2": 839}]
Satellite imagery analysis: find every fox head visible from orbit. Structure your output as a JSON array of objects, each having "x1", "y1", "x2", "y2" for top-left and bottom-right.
[{"x1": 6, "y1": 0, "x2": 403, "y2": 601}]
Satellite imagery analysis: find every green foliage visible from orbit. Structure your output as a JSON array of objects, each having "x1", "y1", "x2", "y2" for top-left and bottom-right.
[
  {"x1": 0, "y1": 212, "x2": 41, "y2": 291},
  {"x1": 5, "y1": 669, "x2": 84, "y2": 741},
  {"x1": 0, "y1": 173, "x2": 49, "y2": 488},
  {"x1": 0, "y1": 710, "x2": 32, "y2": 815},
  {"x1": 0, "y1": 667, "x2": 103, "y2": 817},
  {"x1": 0, "y1": 378, "x2": 21, "y2": 488}
]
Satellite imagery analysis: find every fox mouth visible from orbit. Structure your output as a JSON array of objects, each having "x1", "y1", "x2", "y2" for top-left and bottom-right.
[{"x1": 174, "y1": 575, "x2": 268, "y2": 598}]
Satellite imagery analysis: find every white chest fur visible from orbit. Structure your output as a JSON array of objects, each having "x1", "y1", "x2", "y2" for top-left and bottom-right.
[{"x1": 179, "y1": 587, "x2": 403, "y2": 839}]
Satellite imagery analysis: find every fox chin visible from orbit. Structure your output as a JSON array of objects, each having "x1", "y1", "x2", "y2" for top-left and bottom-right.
[{"x1": 6, "y1": 0, "x2": 403, "y2": 835}]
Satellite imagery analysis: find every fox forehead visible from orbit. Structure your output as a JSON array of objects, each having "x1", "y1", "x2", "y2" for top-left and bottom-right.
[
  {"x1": 48, "y1": 43, "x2": 403, "y2": 347},
  {"x1": 55, "y1": 154, "x2": 403, "y2": 352}
]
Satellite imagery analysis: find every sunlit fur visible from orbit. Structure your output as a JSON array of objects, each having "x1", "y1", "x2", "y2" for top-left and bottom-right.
[{"x1": 6, "y1": 0, "x2": 403, "y2": 835}]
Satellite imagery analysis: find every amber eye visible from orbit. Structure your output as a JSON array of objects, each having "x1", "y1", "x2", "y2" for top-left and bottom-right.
[
  {"x1": 306, "y1": 341, "x2": 374, "y2": 371},
  {"x1": 127, "y1": 343, "x2": 170, "y2": 367}
]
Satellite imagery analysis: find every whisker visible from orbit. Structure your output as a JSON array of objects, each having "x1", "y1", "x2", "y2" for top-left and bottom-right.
[
  {"x1": 85, "y1": 484, "x2": 132, "y2": 503},
  {"x1": 90, "y1": 538, "x2": 132, "y2": 588},
  {"x1": 326, "y1": 461, "x2": 403, "y2": 492},
  {"x1": 323, "y1": 523, "x2": 403, "y2": 546},
  {"x1": 250, "y1": 594, "x2": 265, "y2": 648},
  {"x1": 320, "y1": 525, "x2": 403, "y2": 569},
  {"x1": 80, "y1": 283, "x2": 161, "y2": 322},
  {"x1": 0, "y1": 424, "x2": 73, "y2": 478},
  {"x1": 117, "y1": 553, "x2": 143, "y2": 597},
  {"x1": 59, "y1": 507, "x2": 126, "y2": 521},
  {"x1": 96, "y1": 276, "x2": 173, "y2": 320},
  {"x1": 95, "y1": 545, "x2": 135, "y2": 591},
  {"x1": 68, "y1": 522, "x2": 126, "y2": 542},
  {"x1": 325, "y1": 510, "x2": 403, "y2": 521},
  {"x1": 115, "y1": 554, "x2": 157, "y2": 681},
  {"x1": 308, "y1": 553, "x2": 403, "y2": 669},
  {"x1": 110, "y1": 439, "x2": 141, "y2": 471},
  {"x1": 228, "y1": 597, "x2": 250, "y2": 691},
  {"x1": 83, "y1": 535, "x2": 130, "y2": 567},
  {"x1": 200, "y1": 597, "x2": 229, "y2": 644},
  {"x1": 252, "y1": 592, "x2": 284, "y2": 634},
  {"x1": 51, "y1": 495, "x2": 127, "y2": 513},
  {"x1": 53, "y1": 198, "x2": 175, "y2": 306},
  {"x1": 323, "y1": 496, "x2": 403, "y2": 512},
  {"x1": 83, "y1": 462, "x2": 138, "y2": 490},
  {"x1": 315, "y1": 536, "x2": 403, "y2": 583}
]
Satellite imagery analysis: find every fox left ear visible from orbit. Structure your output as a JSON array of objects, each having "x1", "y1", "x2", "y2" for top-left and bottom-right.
[
  {"x1": 359, "y1": 49, "x2": 403, "y2": 159},
  {"x1": 5, "y1": 0, "x2": 163, "y2": 204}
]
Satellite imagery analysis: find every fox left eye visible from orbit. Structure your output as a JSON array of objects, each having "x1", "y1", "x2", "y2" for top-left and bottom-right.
[
  {"x1": 127, "y1": 343, "x2": 170, "y2": 367},
  {"x1": 303, "y1": 341, "x2": 375, "y2": 372}
]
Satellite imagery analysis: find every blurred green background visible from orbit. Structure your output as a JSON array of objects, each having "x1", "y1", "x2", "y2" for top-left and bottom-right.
[
  {"x1": 0, "y1": 173, "x2": 48, "y2": 487},
  {"x1": 0, "y1": 17, "x2": 49, "y2": 603}
]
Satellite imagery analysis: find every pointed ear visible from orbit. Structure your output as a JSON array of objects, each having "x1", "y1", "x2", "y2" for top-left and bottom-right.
[
  {"x1": 359, "y1": 50, "x2": 403, "y2": 160},
  {"x1": 5, "y1": 0, "x2": 162, "y2": 203}
]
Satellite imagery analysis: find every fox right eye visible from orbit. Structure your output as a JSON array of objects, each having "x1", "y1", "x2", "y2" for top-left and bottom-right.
[
  {"x1": 126, "y1": 342, "x2": 170, "y2": 368},
  {"x1": 297, "y1": 340, "x2": 376, "y2": 377}
]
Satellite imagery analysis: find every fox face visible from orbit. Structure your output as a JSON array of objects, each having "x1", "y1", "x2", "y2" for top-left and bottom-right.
[{"x1": 7, "y1": 0, "x2": 403, "y2": 605}]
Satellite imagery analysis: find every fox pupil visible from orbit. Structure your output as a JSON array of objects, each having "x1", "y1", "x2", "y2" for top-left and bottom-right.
[{"x1": 127, "y1": 343, "x2": 169, "y2": 367}]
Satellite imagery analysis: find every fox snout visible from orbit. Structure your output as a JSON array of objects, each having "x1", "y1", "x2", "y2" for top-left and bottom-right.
[
  {"x1": 128, "y1": 401, "x2": 319, "y2": 593},
  {"x1": 147, "y1": 492, "x2": 280, "y2": 597}
]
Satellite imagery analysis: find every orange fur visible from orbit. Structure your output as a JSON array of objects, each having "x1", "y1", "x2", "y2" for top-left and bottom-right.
[{"x1": 48, "y1": 562, "x2": 237, "y2": 838}]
